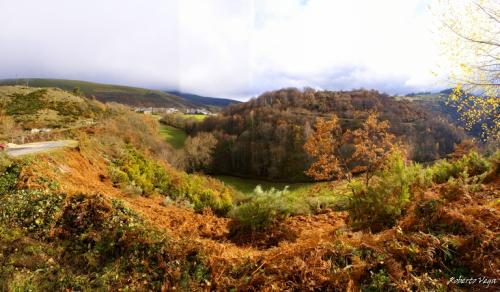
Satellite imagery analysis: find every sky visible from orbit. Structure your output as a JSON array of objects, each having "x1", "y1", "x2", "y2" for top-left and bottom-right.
[{"x1": 0, "y1": 0, "x2": 445, "y2": 100}]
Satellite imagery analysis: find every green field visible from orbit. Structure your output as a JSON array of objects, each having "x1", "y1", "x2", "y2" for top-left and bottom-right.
[
  {"x1": 159, "y1": 124, "x2": 187, "y2": 149},
  {"x1": 168, "y1": 113, "x2": 208, "y2": 121},
  {"x1": 184, "y1": 114, "x2": 208, "y2": 121},
  {"x1": 158, "y1": 114, "x2": 207, "y2": 149},
  {"x1": 213, "y1": 175, "x2": 318, "y2": 194},
  {"x1": 213, "y1": 175, "x2": 349, "y2": 210}
]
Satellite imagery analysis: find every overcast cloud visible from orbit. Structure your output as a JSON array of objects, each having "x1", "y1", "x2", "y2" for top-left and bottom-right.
[{"x1": 0, "y1": 0, "x2": 443, "y2": 99}]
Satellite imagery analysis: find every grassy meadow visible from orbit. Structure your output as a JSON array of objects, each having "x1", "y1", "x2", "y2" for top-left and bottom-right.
[
  {"x1": 159, "y1": 124, "x2": 187, "y2": 149},
  {"x1": 158, "y1": 114, "x2": 207, "y2": 149},
  {"x1": 184, "y1": 114, "x2": 208, "y2": 121},
  {"x1": 214, "y1": 174, "x2": 316, "y2": 194}
]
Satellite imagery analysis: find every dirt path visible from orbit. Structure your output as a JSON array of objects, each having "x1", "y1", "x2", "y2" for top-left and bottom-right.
[{"x1": 6, "y1": 140, "x2": 78, "y2": 157}]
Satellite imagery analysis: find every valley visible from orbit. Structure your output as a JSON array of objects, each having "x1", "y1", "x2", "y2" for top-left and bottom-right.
[
  {"x1": 0, "y1": 84, "x2": 498, "y2": 291},
  {"x1": 1, "y1": 0, "x2": 498, "y2": 290}
]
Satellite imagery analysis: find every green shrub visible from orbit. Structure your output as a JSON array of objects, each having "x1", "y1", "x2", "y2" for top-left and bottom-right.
[
  {"x1": 230, "y1": 183, "x2": 348, "y2": 234},
  {"x1": 110, "y1": 146, "x2": 173, "y2": 196},
  {"x1": 430, "y1": 151, "x2": 491, "y2": 184},
  {"x1": 108, "y1": 166, "x2": 129, "y2": 187},
  {"x1": 0, "y1": 193, "x2": 211, "y2": 290},
  {"x1": 6, "y1": 89, "x2": 47, "y2": 116},
  {"x1": 0, "y1": 161, "x2": 21, "y2": 196},
  {"x1": 439, "y1": 176, "x2": 467, "y2": 201},
  {"x1": 123, "y1": 183, "x2": 143, "y2": 197},
  {"x1": 230, "y1": 186, "x2": 289, "y2": 233},
  {"x1": 171, "y1": 173, "x2": 233, "y2": 215},
  {"x1": 430, "y1": 160, "x2": 459, "y2": 184},
  {"x1": 229, "y1": 185, "x2": 314, "y2": 233},
  {"x1": 349, "y1": 152, "x2": 421, "y2": 231},
  {"x1": 0, "y1": 189, "x2": 66, "y2": 239},
  {"x1": 361, "y1": 269, "x2": 393, "y2": 291},
  {"x1": 463, "y1": 151, "x2": 492, "y2": 176},
  {"x1": 57, "y1": 194, "x2": 211, "y2": 289},
  {"x1": 110, "y1": 146, "x2": 234, "y2": 215},
  {"x1": 439, "y1": 170, "x2": 483, "y2": 201}
]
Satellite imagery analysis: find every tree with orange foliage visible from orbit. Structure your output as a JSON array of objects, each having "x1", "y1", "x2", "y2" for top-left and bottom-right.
[
  {"x1": 303, "y1": 115, "x2": 352, "y2": 181},
  {"x1": 304, "y1": 112, "x2": 397, "y2": 186},
  {"x1": 351, "y1": 113, "x2": 396, "y2": 186}
]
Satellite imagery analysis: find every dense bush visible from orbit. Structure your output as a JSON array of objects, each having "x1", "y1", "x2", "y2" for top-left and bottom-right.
[
  {"x1": 0, "y1": 192, "x2": 211, "y2": 290},
  {"x1": 3, "y1": 88, "x2": 102, "y2": 130},
  {"x1": 0, "y1": 160, "x2": 22, "y2": 196},
  {"x1": 230, "y1": 186, "x2": 293, "y2": 233},
  {"x1": 230, "y1": 185, "x2": 333, "y2": 234},
  {"x1": 430, "y1": 151, "x2": 491, "y2": 184},
  {"x1": 5, "y1": 89, "x2": 47, "y2": 116},
  {"x1": 160, "y1": 113, "x2": 200, "y2": 132},
  {"x1": 348, "y1": 151, "x2": 494, "y2": 231},
  {"x1": 94, "y1": 104, "x2": 171, "y2": 157},
  {"x1": 169, "y1": 173, "x2": 233, "y2": 215},
  {"x1": 439, "y1": 175, "x2": 468, "y2": 201},
  {"x1": 0, "y1": 189, "x2": 65, "y2": 239},
  {"x1": 182, "y1": 132, "x2": 218, "y2": 173},
  {"x1": 348, "y1": 152, "x2": 427, "y2": 231},
  {"x1": 110, "y1": 146, "x2": 173, "y2": 196},
  {"x1": 109, "y1": 146, "x2": 233, "y2": 215}
]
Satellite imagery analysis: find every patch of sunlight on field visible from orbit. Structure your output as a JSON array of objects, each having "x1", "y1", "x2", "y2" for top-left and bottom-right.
[
  {"x1": 179, "y1": 114, "x2": 208, "y2": 121},
  {"x1": 213, "y1": 175, "x2": 321, "y2": 194},
  {"x1": 213, "y1": 175, "x2": 350, "y2": 210},
  {"x1": 159, "y1": 125, "x2": 187, "y2": 149}
]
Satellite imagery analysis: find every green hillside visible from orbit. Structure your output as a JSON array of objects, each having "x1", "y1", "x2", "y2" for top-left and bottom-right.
[
  {"x1": 0, "y1": 79, "x2": 197, "y2": 109},
  {"x1": 0, "y1": 86, "x2": 103, "y2": 131}
]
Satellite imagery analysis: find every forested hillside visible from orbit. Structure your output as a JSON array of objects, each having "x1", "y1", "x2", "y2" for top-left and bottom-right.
[
  {"x1": 408, "y1": 90, "x2": 496, "y2": 142},
  {"x1": 188, "y1": 88, "x2": 464, "y2": 181}
]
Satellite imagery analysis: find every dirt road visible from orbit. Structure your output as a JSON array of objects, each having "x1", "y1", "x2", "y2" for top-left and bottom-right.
[{"x1": 6, "y1": 140, "x2": 78, "y2": 157}]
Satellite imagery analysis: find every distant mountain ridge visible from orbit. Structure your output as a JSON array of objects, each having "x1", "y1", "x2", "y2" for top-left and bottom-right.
[
  {"x1": 0, "y1": 78, "x2": 236, "y2": 110},
  {"x1": 166, "y1": 91, "x2": 240, "y2": 107}
]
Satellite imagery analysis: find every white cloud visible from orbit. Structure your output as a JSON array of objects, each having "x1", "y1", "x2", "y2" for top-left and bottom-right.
[
  {"x1": 0, "y1": 0, "x2": 444, "y2": 99},
  {"x1": 251, "y1": 0, "x2": 442, "y2": 95}
]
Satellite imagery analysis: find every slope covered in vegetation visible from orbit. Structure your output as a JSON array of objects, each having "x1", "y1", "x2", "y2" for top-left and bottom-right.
[
  {"x1": 0, "y1": 79, "x2": 197, "y2": 108},
  {"x1": 0, "y1": 86, "x2": 498, "y2": 291},
  {"x1": 1, "y1": 137, "x2": 498, "y2": 290},
  {"x1": 0, "y1": 86, "x2": 103, "y2": 130}
]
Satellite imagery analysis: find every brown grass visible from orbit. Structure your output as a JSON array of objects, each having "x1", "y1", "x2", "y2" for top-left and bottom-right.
[{"x1": 18, "y1": 146, "x2": 500, "y2": 291}]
